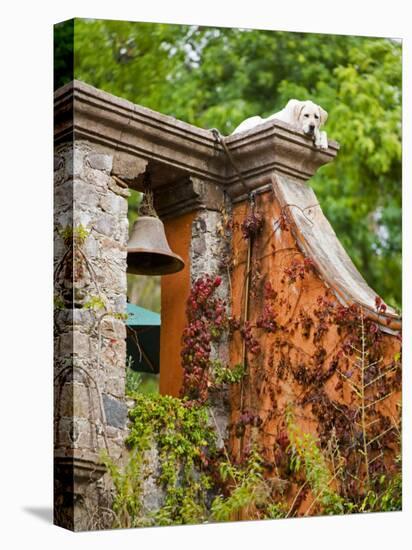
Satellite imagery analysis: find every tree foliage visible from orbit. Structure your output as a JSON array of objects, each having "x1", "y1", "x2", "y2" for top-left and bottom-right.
[{"x1": 66, "y1": 19, "x2": 401, "y2": 307}]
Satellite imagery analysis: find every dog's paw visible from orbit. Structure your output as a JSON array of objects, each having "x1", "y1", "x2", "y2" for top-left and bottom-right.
[
  {"x1": 312, "y1": 129, "x2": 328, "y2": 149},
  {"x1": 319, "y1": 131, "x2": 328, "y2": 150}
]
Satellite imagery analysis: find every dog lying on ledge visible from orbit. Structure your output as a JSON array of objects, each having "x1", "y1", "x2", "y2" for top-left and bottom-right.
[{"x1": 231, "y1": 99, "x2": 328, "y2": 149}]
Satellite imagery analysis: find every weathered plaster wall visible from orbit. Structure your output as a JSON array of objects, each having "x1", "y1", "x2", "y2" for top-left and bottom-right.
[
  {"x1": 54, "y1": 141, "x2": 129, "y2": 530},
  {"x1": 228, "y1": 188, "x2": 401, "y2": 513}
]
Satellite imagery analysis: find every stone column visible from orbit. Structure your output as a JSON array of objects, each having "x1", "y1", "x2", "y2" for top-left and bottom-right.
[{"x1": 54, "y1": 140, "x2": 129, "y2": 530}]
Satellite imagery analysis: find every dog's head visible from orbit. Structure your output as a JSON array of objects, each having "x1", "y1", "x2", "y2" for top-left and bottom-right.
[{"x1": 289, "y1": 100, "x2": 328, "y2": 136}]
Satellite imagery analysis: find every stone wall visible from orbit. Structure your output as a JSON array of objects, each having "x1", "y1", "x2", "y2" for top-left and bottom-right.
[
  {"x1": 191, "y1": 207, "x2": 232, "y2": 445},
  {"x1": 54, "y1": 140, "x2": 129, "y2": 531}
]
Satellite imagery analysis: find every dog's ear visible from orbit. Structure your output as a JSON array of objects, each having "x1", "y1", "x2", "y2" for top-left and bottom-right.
[
  {"x1": 285, "y1": 99, "x2": 305, "y2": 125},
  {"x1": 319, "y1": 106, "x2": 328, "y2": 126}
]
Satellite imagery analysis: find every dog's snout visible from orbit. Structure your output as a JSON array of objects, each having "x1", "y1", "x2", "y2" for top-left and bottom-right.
[{"x1": 309, "y1": 124, "x2": 315, "y2": 132}]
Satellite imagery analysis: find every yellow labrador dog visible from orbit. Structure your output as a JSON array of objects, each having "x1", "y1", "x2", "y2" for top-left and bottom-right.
[{"x1": 232, "y1": 99, "x2": 328, "y2": 149}]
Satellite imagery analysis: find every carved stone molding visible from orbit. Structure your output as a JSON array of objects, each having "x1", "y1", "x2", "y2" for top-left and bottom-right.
[{"x1": 54, "y1": 80, "x2": 339, "y2": 200}]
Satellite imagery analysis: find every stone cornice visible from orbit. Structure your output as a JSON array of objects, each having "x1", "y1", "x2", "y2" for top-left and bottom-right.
[
  {"x1": 223, "y1": 121, "x2": 338, "y2": 199},
  {"x1": 54, "y1": 80, "x2": 339, "y2": 199},
  {"x1": 55, "y1": 80, "x2": 223, "y2": 184}
]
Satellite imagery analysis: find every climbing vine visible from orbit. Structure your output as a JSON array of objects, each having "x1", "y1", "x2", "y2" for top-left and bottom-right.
[
  {"x1": 102, "y1": 393, "x2": 218, "y2": 527},
  {"x1": 102, "y1": 192, "x2": 401, "y2": 527},
  {"x1": 180, "y1": 274, "x2": 228, "y2": 405}
]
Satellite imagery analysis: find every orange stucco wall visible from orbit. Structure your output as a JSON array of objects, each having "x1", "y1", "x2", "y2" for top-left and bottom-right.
[
  {"x1": 228, "y1": 189, "x2": 401, "y2": 512},
  {"x1": 159, "y1": 211, "x2": 196, "y2": 397}
]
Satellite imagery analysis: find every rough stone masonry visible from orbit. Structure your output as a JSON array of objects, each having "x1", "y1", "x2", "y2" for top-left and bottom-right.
[
  {"x1": 54, "y1": 140, "x2": 129, "y2": 530},
  {"x1": 190, "y1": 207, "x2": 232, "y2": 446}
]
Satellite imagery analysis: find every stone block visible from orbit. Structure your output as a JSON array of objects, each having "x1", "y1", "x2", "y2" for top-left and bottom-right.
[
  {"x1": 55, "y1": 416, "x2": 76, "y2": 448},
  {"x1": 59, "y1": 332, "x2": 73, "y2": 356},
  {"x1": 55, "y1": 210, "x2": 73, "y2": 230},
  {"x1": 73, "y1": 331, "x2": 91, "y2": 356},
  {"x1": 54, "y1": 154, "x2": 65, "y2": 172},
  {"x1": 105, "y1": 375, "x2": 125, "y2": 399},
  {"x1": 54, "y1": 309, "x2": 96, "y2": 333},
  {"x1": 85, "y1": 168, "x2": 111, "y2": 191},
  {"x1": 72, "y1": 417, "x2": 94, "y2": 449},
  {"x1": 193, "y1": 216, "x2": 207, "y2": 235},
  {"x1": 102, "y1": 394, "x2": 127, "y2": 429},
  {"x1": 74, "y1": 309, "x2": 97, "y2": 329},
  {"x1": 54, "y1": 154, "x2": 65, "y2": 185},
  {"x1": 100, "y1": 318, "x2": 126, "y2": 339},
  {"x1": 95, "y1": 262, "x2": 127, "y2": 295},
  {"x1": 55, "y1": 416, "x2": 95, "y2": 449},
  {"x1": 63, "y1": 145, "x2": 90, "y2": 181},
  {"x1": 99, "y1": 191, "x2": 127, "y2": 216},
  {"x1": 191, "y1": 235, "x2": 206, "y2": 257},
  {"x1": 112, "y1": 293, "x2": 127, "y2": 314},
  {"x1": 82, "y1": 234, "x2": 99, "y2": 259},
  {"x1": 56, "y1": 383, "x2": 74, "y2": 417},
  {"x1": 93, "y1": 212, "x2": 117, "y2": 238},
  {"x1": 73, "y1": 210, "x2": 93, "y2": 229},
  {"x1": 73, "y1": 179, "x2": 100, "y2": 208},
  {"x1": 73, "y1": 383, "x2": 95, "y2": 418},
  {"x1": 54, "y1": 238, "x2": 66, "y2": 262},
  {"x1": 108, "y1": 177, "x2": 130, "y2": 198},
  {"x1": 86, "y1": 153, "x2": 113, "y2": 173},
  {"x1": 112, "y1": 153, "x2": 147, "y2": 181},
  {"x1": 141, "y1": 444, "x2": 164, "y2": 513},
  {"x1": 54, "y1": 180, "x2": 73, "y2": 209},
  {"x1": 98, "y1": 236, "x2": 125, "y2": 254},
  {"x1": 116, "y1": 217, "x2": 129, "y2": 242}
]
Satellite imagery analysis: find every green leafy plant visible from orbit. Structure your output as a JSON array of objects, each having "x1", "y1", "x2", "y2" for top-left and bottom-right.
[
  {"x1": 54, "y1": 293, "x2": 65, "y2": 310},
  {"x1": 211, "y1": 446, "x2": 287, "y2": 521},
  {"x1": 212, "y1": 361, "x2": 245, "y2": 385},
  {"x1": 102, "y1": 269, "x2": 401, "y2": 527},
  {"x1": 286, "y1": 406, "x2": 344, "y2": 516},
  {"x1": 103, "y1": 394, "x2": 289, "y2": 527},
  {"x1": 104, "y1": 394, "x2": 218, "y2": 527},
  {"x1": 59, "y1": 224, "x2": 89, "y2": 245},
  {"x1": 101, "y1": 448, "x2": 147, "y2": 529},
  {"x1": 83, "y1": 295, "x2": 106, "y2": 310},
  {"x1": 125, "y1": 356, "x2": 142, "y2": 396},
  {"x1": 211, "y1": 446, "x2": 264, "y2": 521}
]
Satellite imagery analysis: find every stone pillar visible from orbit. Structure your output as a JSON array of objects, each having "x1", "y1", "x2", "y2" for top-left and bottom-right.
[{"x1": 54, "y1": 140, "x2": 129, "y2": 530}]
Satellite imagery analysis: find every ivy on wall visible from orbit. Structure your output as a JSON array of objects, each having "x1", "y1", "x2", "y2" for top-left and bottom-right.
[{"x1": 102, "y1": 198, "x2": 401, "y2": 527}]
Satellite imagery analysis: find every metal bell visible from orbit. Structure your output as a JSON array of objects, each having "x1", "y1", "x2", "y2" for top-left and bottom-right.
[{"x1": 127, "y1": 216, "x2": 185, "y2": 275}]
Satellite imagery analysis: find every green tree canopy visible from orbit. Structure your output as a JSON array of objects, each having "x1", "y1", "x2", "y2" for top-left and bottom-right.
[{"x1": 58, "y1": 19, "x2": 401, "y2": 308}]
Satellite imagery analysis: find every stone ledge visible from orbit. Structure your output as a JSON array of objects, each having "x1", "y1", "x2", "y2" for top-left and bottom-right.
[{"x1": 54, "y1": 80, "x2": 339, "y2": 201}]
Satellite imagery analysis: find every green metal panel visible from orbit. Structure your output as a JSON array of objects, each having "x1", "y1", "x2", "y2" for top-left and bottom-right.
[
  {"x1": 126, "y1": 303, "x2": 161, "y2": 374},
  {"x1": 126, "y1": 302, "x2": 160, "y2": 326}
]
